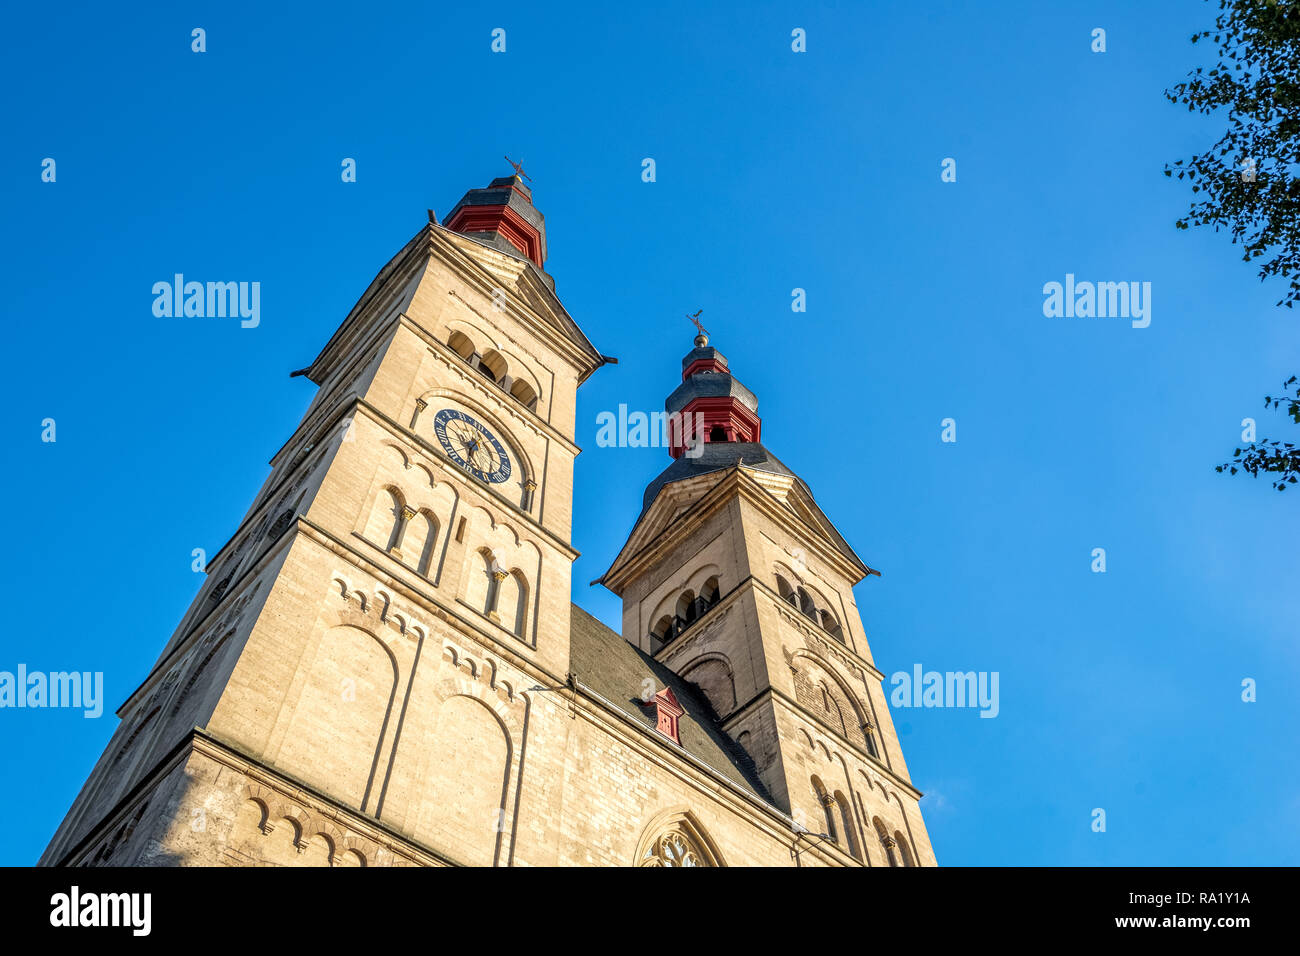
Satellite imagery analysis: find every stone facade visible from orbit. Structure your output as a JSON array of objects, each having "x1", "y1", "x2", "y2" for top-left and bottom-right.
[{"x1": 39, "y1": 178, "x2": 935, "y2": 868}]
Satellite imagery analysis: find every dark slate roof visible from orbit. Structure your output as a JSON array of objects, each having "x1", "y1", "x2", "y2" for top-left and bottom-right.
[
  {"x1": 681, "y1": 345, "x2": 728, "y2": 371},
  {"x1": 637, "y1": 442, "x2": 810, "y2": 520},
  {"x1": 665, "y1": 372, "x2": 759, "y2": 415},
  {"x1": 444, "y1": 175, "x2": 549, "y2": 274},
  {"x1": 568, "y1": 604, "x2": 773, "y2": 804},
  {"x1": 445, "y1": 178, "x2": 546, "y2": 235},
  {"x1": 627, "y1": 443, "x2": 869, "y2": 579}
]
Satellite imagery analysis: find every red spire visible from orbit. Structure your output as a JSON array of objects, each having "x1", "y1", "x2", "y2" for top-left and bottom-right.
[
  {"x1": 444, "y1": 175, "x2": 547, "y2": 268},
  {"x1": 666, "y1": 333, "x2": 761, "y2": 459}
]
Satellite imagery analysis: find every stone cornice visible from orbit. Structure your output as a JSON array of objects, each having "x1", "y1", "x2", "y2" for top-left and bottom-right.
[
  {"x1": 601, "y1": 466, "x2": 868, "y2": 594},
  {"x1": 305, "y1": 226, "x2": 606, "y2": 388},
  {"x1": 431, "y1": 226, "x2": 607, "y2": 379},
  {"x1": 296, "y1": 518, "x2": 570, "y2": 686},
  {"x1": 190, "y1": 730, "x2": 458, "y2": 866},
  {"x1": 42, "y1": 727, "x2": 458, "y2": 868},
  {"x1": 223, "y1": 390, "x2": 579, "y2": 572}
]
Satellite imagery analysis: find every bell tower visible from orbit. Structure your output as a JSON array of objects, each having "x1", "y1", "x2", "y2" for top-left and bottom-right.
[
  {"x1": 40, "y1": 173, "x2": 610, "y2": 867},
  {"x1": 598, "y1": 333, "x2": 936, "y2": 866}
]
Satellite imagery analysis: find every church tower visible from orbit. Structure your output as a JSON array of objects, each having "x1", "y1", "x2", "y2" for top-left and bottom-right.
[
  {"x1": 40, "y1": 174, "x2": 610, "y2": 867},
  {"x1": 598, "y1": 332, "x2": 935, "y2": 866},
  {"x1": 41, "y1": 175, "x2": 934, "y2": 869}
]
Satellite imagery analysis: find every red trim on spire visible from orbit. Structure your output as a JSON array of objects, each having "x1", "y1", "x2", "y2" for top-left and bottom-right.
[
  {"x1": 444, "y1": 204, "x2": 544, "y2": 266},
  {"x1": 682, "y1": 357, "x2": 729, "y2": 379},
  {"x1": 668, "y1": 397, "x2": 762, "y2": 458}
]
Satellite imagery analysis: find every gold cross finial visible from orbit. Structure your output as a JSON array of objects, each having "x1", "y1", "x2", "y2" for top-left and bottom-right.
[{"x1": 504, "y1": 155, "x2": 533, "y2": 183}]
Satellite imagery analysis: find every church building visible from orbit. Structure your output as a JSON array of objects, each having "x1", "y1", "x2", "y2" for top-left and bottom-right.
[{"x1": 40, "y1": 174, "x2": 936, "y2": 867}]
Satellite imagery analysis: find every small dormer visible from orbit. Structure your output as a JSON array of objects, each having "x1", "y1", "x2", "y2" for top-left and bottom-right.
[{"x1": 653, "y1": 686, "x2": 685, "y2": 745}]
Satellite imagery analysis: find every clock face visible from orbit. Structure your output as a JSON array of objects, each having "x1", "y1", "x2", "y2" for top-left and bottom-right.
[{"x1": 433, "y1": 409, "x2": 512, "y2": 484}]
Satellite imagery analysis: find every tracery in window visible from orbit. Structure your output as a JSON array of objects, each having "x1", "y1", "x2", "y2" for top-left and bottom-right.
[
  {"x1": 640, "y1": 830, "x2": 709, "y2": 867},
  {"x1": 636, "y1": 812, "x2": 723, "y2": 867}
]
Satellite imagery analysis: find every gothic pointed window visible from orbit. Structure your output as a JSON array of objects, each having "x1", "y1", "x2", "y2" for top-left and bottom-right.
[
  {"x1": 636, "y1": 812, "x2": 722, "y2": 867},
  {"x1": 641, "y1": 830, "x2": 704, "y2": 867}
]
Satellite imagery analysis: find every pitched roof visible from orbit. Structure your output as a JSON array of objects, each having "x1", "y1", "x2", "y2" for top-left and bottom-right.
[
  {"x1": 665, "y1": 371, "x2": 759, "y2": 416},
  {"x1": 567, "y1": 604, "x2": 773, "y2": 804}
]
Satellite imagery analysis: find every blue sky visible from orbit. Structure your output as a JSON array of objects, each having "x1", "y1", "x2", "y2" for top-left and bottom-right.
[{"x1": 3, "y1": 0, "x2": 1297, "y2": 866}]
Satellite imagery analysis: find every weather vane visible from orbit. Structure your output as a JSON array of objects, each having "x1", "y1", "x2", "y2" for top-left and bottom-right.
[
  {"x1": 504, "y1": 155, "x2": 533, "y2": 183},
  {"x1": 687, "y1": 309, "x2": 709, "y2": 338}
]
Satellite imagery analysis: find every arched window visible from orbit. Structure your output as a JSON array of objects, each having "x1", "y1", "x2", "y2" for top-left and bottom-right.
[
  {"x1": 676, "y1": 590, "x2": 698, "y2": 626},
  {"x1": 819, "y1": 681, "x2": 849, "y2": 738},
  {"x1": 447, "y1": 331, "x2": 476, "y2": 362},
  {"x1": 638, "y1": 813, "x2": 722, "y2": 867},
  {"x1": 509, "y1": 378, "x2": 539, "y2": 411},
  {"x1": 466, "y1": 549, "x2": 498, "y2": 616},
  {"x1": 642, "y1": 832, "x2": 700, "y2": 867},
  {"x1": 776, "y1": 575, "x2": 797, "y2": 606},
  {"x1": 864, "y1": 724, "x2": 879, "y2": 759},
  {"x1": 111, "y1": 707, "x2": 160, "y2": 774},
  {"x1": 835, "y1": 791, "x2": 861, "y2": 860},
  {"x1": 408, "y1": 511, "x2": 439, "y2": 576},
  {"x1": 894, "y1": 831, "x2": 916, "y2": 866},
  {"x1": 820, "y1": 610, "x2": 845, "y2": 643},
  {"x1": 874, "y1": 817, "x2": 900, "y2": 866},
  {"x1": 700, "y1": 576, "x2": 720, "y2": 608},
  {"x1": 797, "y1": 587, "x2": 818, "y2": 620},
  {"x1": 477, "y1": 349, "x2": 508, "y2": 384},
  {"x1": 363, "y1": 488, "x2": 405, "y2": 552},
  {"x1": 680, "y1": 657, "x2": 737, "y2": 716},
  {"x1": 495, "y1": 569, "x2": 529, "y2": 637},
  {"x1": 708, "y1": 425, "x2": 727, "y2": 442},
  {"x1": 650, "y1": 615, "x2": 674, "y2": 645},
  {"x1": 811, "y1": 776, "x2": 837, "y2": 841},
  {"x1": 96, "y1": 801, "x2": 150, "y2": 864}
]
